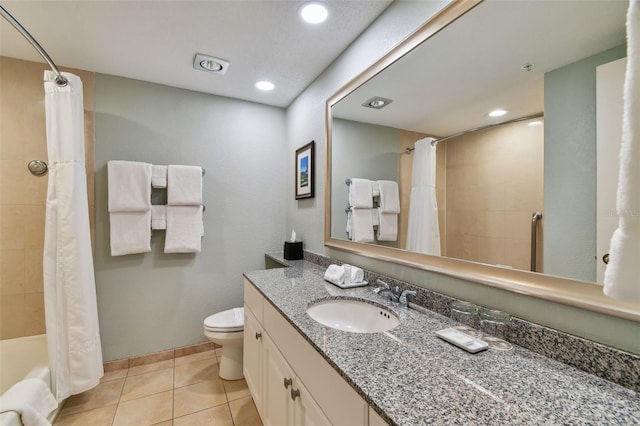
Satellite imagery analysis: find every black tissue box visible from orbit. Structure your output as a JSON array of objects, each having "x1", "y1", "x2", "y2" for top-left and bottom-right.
[{"x1": 284, "y1": 241, "x2": 303, "y2": 260}]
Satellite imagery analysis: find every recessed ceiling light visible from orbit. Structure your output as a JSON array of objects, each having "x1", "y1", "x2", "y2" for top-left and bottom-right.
[
  {"x1": 255, "y1": 81, "x2": 275, "y2": 91},
  {"x1": 193, "y1": 53, "x2": 229, "y2": 75},
  {"x1": 489, "y1": 109, "x2": 508, "y2": 117},
  {"x1": 300, "y1": 2, "x2": 328, "y2": 24},
  {"x1": 528, "y1": 120, "x2": 543, "y2": 127},
  {"x1": 362, "y1": 96, "x2": 393, "y2": 109}
]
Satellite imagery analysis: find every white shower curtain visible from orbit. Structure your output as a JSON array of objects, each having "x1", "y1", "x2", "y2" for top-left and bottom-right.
[
  {"x1": 43, "y1": 71, "x2": 103, "y2": 402},
  {"x1": 406, "y1": 137, "x2": 441, "y2": 255}
]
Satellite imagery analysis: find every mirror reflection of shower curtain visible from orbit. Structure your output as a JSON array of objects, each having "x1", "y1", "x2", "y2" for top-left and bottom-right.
[
  {"x1": 406, "y1": 137, "x2": 441, "y2": 255},
  {"x1": 43, "y1": 71, "x2": 103, "y2": 401}
]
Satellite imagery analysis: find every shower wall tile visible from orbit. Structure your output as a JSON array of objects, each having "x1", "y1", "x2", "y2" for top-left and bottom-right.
[
  {"x1": 0, "y1": 249, "x2": 25, "y2": 295},
  {"x1": 0, "y1": 56, "x2": 95, "y2": 340},
  {"x1": 443, "y1": 118, "x2": 543, "y2": 271},
  {"x1": 0, "y1": 293, "x2": 25, "y2": 339}
]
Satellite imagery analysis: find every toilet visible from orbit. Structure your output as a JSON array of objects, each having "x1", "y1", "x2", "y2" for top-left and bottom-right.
[{"x1": 203, "y1": 307, "x2": 244, "y2": 380}]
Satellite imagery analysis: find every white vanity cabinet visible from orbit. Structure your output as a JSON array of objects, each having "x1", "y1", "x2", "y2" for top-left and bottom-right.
[{"x1": 243, "y1": 278, "x2": 373, "y2": 426}]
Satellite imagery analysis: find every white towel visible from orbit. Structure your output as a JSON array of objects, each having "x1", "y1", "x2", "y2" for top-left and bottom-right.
[
  {"x1": 167, "y1": 165, "x2": 203, "y2": 205},
  {"x1": 372, "y1": 181, "x2": 380, "y2": 197},
  {"x1": 109, "y1": 211, "x2": 151, "y2": 256},
  {"x1": 324, "y1": 264, "x2": 345, "y2": 285},
  {"x1": 604, "y1": 0, "x2": 640, "y2": 302},
  {"x1": 377, "y1": 180, "x2": 400, "y2": 214},
  {"x1": 107, "y1": 160, "x2": 152, "y2": 212},
  {"x1": 350, "y1": 207, "x2": 374, "y2": 243},
  {"x1": 165, "y1": 206, "x2": 203, "y2": 253},
  {"x1": 152, "y1": 165, "x2": 168, "y2": 188},
  {"x1": 151, "y1": 205, "x2": 167, "y2": 230},
  {"x1": 348, "y1": 178, "x2": 373, "y2": 208},
  {"x1": 345, "y1": 264, "x2": 365, "y2": 283},
  {"x1": 0, "y1": 378, "x2": 57, "y2": 426},
  {"x1": 377, "y1": 208, "x2": 398, "y2": 242}
]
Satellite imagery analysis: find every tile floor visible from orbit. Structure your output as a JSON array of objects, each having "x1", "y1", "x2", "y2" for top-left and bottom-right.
[{"x1": 53, "y1": 349, "x2": 263, "y2": 426}]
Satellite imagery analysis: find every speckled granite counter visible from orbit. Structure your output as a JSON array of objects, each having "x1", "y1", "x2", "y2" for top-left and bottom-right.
[{"x1": 244, "y1": 257, "x2": 640, "y2": 425}]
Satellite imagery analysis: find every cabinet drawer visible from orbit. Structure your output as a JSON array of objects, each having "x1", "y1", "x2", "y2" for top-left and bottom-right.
[
  {"x1": 244, "y1": 278, "x2": 264, "y2": 322},
  {"x1": 264, "y1": 300, "x2": 368, "y2": 426}
]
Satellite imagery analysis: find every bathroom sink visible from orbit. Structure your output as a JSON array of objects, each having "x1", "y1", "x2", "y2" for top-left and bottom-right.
[{"x1": 306, "y1": 299, "x2": 399, "y2": 333}]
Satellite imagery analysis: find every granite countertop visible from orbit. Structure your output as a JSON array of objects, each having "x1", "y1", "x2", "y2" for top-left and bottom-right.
[{"x1": 244, "y1": 255, "x2": 640, "y2": 425}]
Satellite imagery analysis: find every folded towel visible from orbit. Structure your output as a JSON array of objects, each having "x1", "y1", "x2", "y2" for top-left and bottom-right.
[
  {"x1": 348, "y1": 178, "x2": 373, "y2": 208},
  {"x1": 152, "y1": 165, "x2": 168, "y2": 188},
  {"x1": 351, "y1": 266, "x2": 364, "y2": 283},
  {"x1": 107, "y1": 161, "x2": 152, "y2": 212},
  {"x1": 167, "y1": 165, "x2": 203, "y2": 205},
  {"x1": 350, "y1": 207, "x2": 374, "y2": 243},
  {"x1": 342, "y1": 264, "x2": 365, "y2": 283},
  {"x1": 377, "y1": 180, "x2": 400, "y2": 214},
  {"x1": 109, "y1": 211, "x2": 152, "y2": 256},
  {"x1": 165, "y1": 206, "x2": 203, "y2": 253},
  {"x1": 372, "y1": 181, "x2": 380, "y2": 197},
  {"x1": 324, "y1": 264, "x2": 345, "y2": 285},
  {"x1": 0, "y1": 378, "x2": 57, "y2": 426},
  {"x1": 151, "y1": 205, "x2": 167, "y2": 230},
  {"x1": 377, "y1": 208, "x2": 398, "y2": 241}
]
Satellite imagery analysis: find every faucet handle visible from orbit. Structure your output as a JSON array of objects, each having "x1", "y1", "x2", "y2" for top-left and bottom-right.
[
  {"x1": 373, "y1": 279, "x2": 390, "y2": 294},
  {"x1": 399, "y1": 290, "x2": 417, "y2": 306}
]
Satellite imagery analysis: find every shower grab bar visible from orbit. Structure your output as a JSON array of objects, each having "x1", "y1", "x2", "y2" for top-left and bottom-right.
[
  {"x1": 530, "y1": 211, "x2": 543, "y2": 272},
  {"x1": 0, "y1": 5, "x2": 68, "y2": 86}
]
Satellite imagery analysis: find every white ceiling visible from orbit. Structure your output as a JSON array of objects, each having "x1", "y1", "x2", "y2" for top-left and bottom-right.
[
  {"x1": 332, "y1": 0, "x2": 629, "y2": 137},
  {"x1": 0, "y1": 0, "x2": 392, "y2": 108}
]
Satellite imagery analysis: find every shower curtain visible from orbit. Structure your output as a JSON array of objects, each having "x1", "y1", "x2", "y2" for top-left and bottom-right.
[
  {"x1": 406, "y1": 137, "x2": 441, "y2": 255},
  {"x1": 43, "y1": 71, "x2": 103, "y2": 401}
]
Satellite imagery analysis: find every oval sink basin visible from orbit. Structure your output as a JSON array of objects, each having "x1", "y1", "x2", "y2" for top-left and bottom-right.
[{"x1": 307, "y1": 299, "x2": 399, "y2": 333}]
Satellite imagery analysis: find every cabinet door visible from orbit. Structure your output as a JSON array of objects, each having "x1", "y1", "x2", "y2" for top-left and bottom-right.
[
  {"x1": 263, "y1": 334, "x2": 294, "y2": 426},
  {"x1": 291, "y1": 377, "x2": 331, "y2": 426},
  {"x1": 243, "y1": 305, "x2": 263, "y2": 415}
]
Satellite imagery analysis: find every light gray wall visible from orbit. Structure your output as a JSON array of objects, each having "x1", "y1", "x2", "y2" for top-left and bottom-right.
[
  {"x1": 95, "y1": 74, "x2": 286, "y2": 361},
  {"x1": 543, "y1": 45, "x2": 626, "y2": 282},
  {"x1": 331, "y1": 118, "x2": 399, "y2": 241},
  {"x1": 285, "y1": 2, "x2": 638, "y2": 353}
]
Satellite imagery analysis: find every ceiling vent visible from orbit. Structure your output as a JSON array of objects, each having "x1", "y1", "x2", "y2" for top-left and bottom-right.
[{"x1": 193, "y1": 53, "x2": 230, "y2": 75}]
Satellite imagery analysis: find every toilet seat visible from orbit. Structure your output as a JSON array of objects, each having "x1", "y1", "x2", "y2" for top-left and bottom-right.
[{"x1": 203, "y1": 307, "x2": 244, "y2": 333}]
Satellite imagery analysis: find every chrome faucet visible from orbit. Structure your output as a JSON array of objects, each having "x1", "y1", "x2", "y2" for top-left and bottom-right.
[
  {"x1": 372, "y1": 279, "x2": 398, "y2": 301},
  {"x1": 373, "y1": 279, "x2": 416, "y2": 307},
  {"x1": 399, "y1": 290, "x2": 417, "y2": 307}
]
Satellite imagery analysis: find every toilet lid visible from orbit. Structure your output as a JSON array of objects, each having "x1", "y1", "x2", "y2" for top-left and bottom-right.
[{"x1": 204, "y1": 307, "x2": 244, "y2": 332}]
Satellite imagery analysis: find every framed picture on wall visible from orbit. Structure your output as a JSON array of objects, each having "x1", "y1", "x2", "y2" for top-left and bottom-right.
[{"x1": 295, "y1": 141, "x2": 314, "y2": 199}]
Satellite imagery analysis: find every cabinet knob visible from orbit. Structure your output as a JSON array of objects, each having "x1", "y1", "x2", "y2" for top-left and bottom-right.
[
  {"x1": 283, "y1": 377, "x2": 292, "y2": 389},
  {"x1": 255, "y1": 332, "x2": 262, "y2": 340},
  {"x1": 290, "y1": 388, "x2": 300, "y2": 401}
]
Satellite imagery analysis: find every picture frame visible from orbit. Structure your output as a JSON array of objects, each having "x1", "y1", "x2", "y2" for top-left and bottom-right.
[{"x1": 295, "y1": 141, "x2": 314, "y2": 199}]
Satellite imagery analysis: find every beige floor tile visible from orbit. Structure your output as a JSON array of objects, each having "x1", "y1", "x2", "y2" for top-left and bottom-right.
[
  {"x1": 222, "y1": 378, "x2": 251, "y2": 402},
  {"x1": 229, "y1": 396, "x2": 263, "y2": 426},
  {"x1": 59, "y1": 378, "x2": 124, "y2": 416},
  {"x1": 128, "y1": 358, "x2": 174, "y2": 377},
  {"x1": 174, "y1": 358, "x2": 219, "y2": 388},
  {"x1": 174, "y1": 349, "x2": 217, "y2": 366},
  {"x1": 112, "y1": 390, "x2": 173, "y2": 426},
  {"x1": 120, "y1": 367, "x2": 174, "y2": 402},
  {"x1": 54, "y1": 404, "x2": 117, "y2": 425},
  {"x1": 151, "y1": 421, "x2": 173, "y2": 426},
  {"x1": 173, "y1": 404, "x2": 234, "y2": 426},
  {"x1": 173, "y1": 379, "x2": 227, "y2": 418},
  {"x1": 102, "y1": 368, "x2": 128, "y2": 382}
]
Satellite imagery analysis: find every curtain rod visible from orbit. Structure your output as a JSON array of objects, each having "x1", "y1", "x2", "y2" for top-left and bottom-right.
[
  {"x1": 404, "y1": 112, "x2": 544, "y2": 153},
  {"x1": 0, "y1": 5, "x2": 67, "y2": 86}
]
